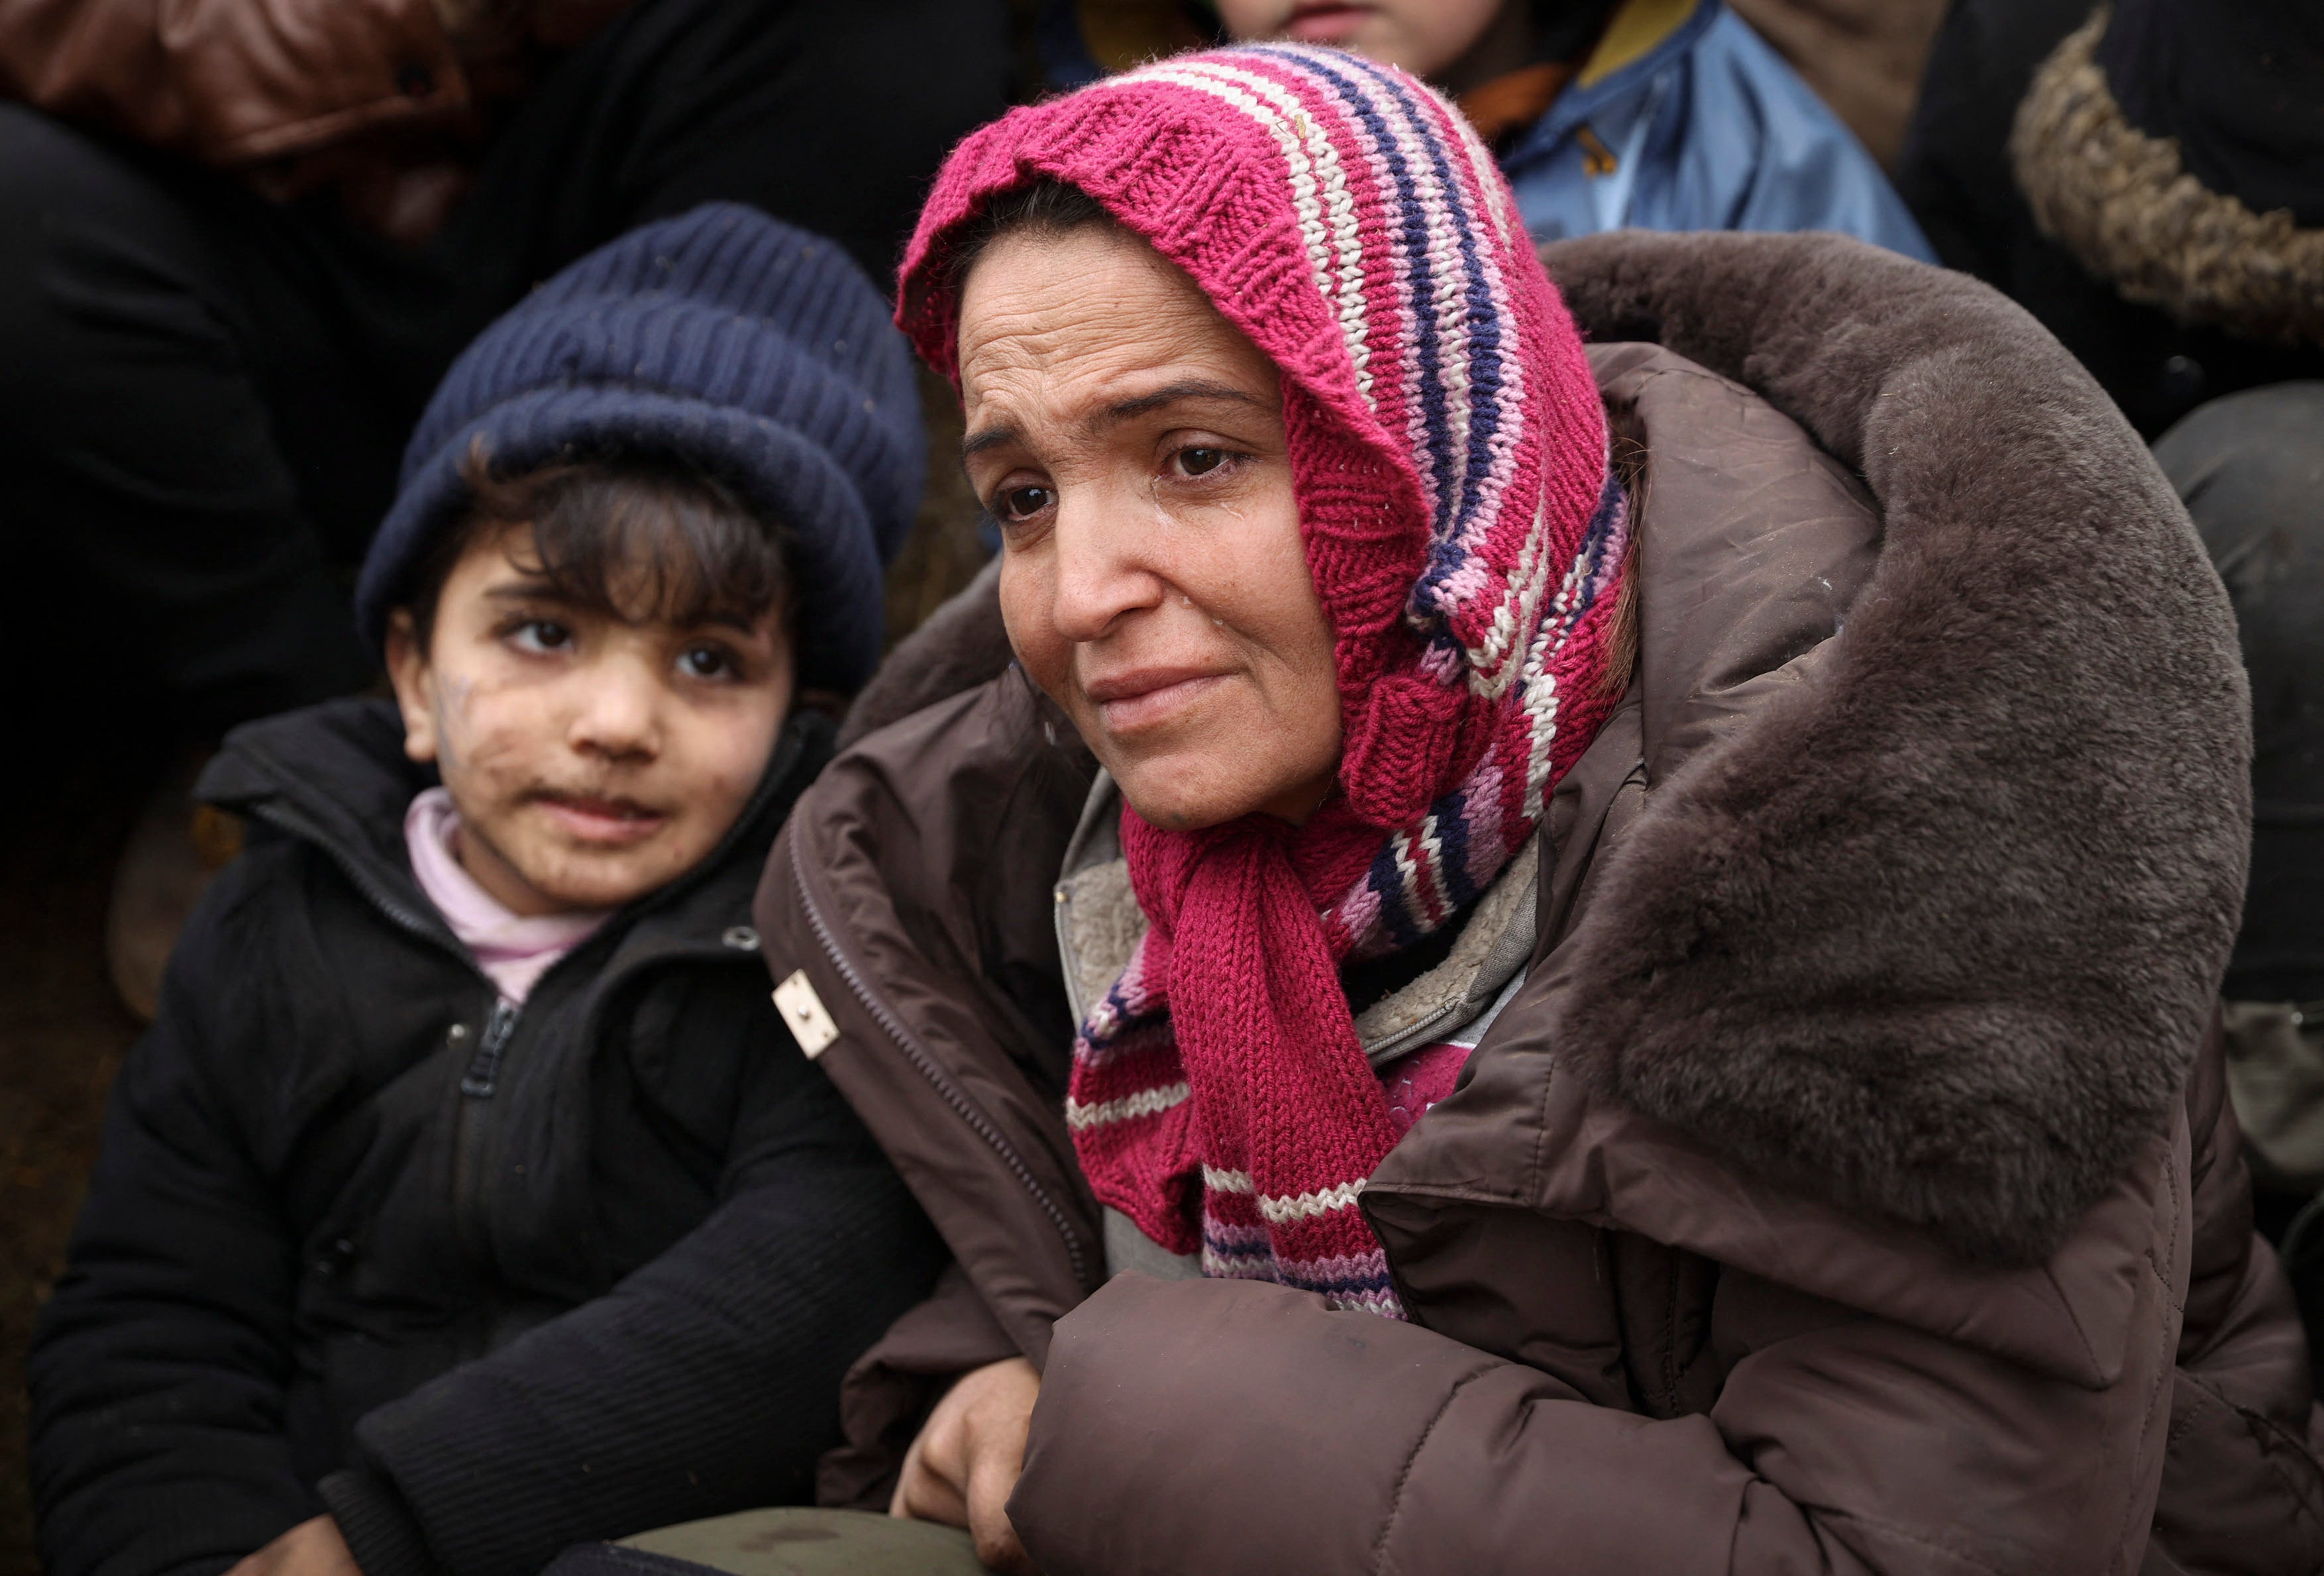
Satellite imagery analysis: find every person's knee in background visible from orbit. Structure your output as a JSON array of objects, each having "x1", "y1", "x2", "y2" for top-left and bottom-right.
[{"x1": 2158, "y1": 380, "x2": 2324, "y2": 1379}]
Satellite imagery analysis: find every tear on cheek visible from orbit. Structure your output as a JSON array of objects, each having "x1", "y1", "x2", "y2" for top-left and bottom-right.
[{"x1": 434, "y1": 710, "x2": 531, "y2": 785}]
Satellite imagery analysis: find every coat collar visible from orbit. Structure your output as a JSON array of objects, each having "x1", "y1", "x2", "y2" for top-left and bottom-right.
[
  {"x1": 1366, "y1": 234, "x2": 2245, "y2": 1279},
  {"x1": 1051, "y1": 772, "x2": 1540, "y2": 1070},
  {"x1": 2013, "y1": 9, "x2": 2324, "y2": 348},
  {"x1": 1515, "y1": 0, "x2": 1718, "y2": 149}
]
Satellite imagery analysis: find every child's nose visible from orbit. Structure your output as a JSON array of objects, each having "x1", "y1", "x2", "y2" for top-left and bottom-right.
[{"x1": 568, "y1": 660, "x2": 662, "y2": 759}]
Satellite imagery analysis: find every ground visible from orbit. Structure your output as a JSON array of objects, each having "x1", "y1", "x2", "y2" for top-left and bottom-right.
[{"x1": 0, "y1": 739, "x2": 152, "y2": 1576}]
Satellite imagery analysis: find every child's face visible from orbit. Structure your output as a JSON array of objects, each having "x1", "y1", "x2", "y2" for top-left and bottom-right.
[
  {"x1": 1214, "y1": 0, "x2": 1506, "y2": 80},
  {"x1": 386, "y1": 521, "x2": 795, "y2": 916}
]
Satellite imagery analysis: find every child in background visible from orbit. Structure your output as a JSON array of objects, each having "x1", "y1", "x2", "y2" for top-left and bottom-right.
[
  {"x1": 1042, "y1": 0, "x2": 1933, "y2": 258},
  {"x1": 28, "y1": 205, "x2": 943, "y2": 1576}
]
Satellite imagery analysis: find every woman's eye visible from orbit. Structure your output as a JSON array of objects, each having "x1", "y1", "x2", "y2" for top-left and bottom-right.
[
  {"x1": 679, "y1": 645, "x2": 733, "y2": 679},
  {"x1": 995, "y1": 483, "x2": 1055, "y2": 523},
  {"x1": 1176, "y1": 447, "x2": 1228, "y2": 477},
  {"x1": 511, "y1": 619, "x2": 571, "y2": 653}
]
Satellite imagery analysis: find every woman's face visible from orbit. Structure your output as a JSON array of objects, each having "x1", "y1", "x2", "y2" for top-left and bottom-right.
[{"x1": 957, "y1": 225, "x2": 1342, "y2": 831}]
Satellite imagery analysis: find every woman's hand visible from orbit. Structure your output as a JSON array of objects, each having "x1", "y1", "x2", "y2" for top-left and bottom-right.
[
  {"x1": 224, "y1": 1516, "x2": 361, "y2": 1576},
  {"x1": 892, "y1": 1355, "x2": 1041, "y2": 1573}
]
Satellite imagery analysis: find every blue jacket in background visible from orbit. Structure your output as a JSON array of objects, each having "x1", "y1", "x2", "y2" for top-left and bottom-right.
[
  {"x1": 1501, "y1": 0, "x2": 1932, "y2": 258},
  {"x1": 1041, "y1": 0, "x2": 1934, "y2": 261}
]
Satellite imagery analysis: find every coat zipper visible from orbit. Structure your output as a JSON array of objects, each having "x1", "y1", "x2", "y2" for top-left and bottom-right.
[
  {"x1": 248, "y1": 800, "x2": 520, "y2": 1308},
  {"x1": 459, "y1": 998, "x2": 521, "y2": 1097},
  {"x1": 790, "y1": 829, "x2": 1092, "y2": 1288},
  {"x1": 450, "y1": 997, "x2": 520, "y2": 1279},
  {"x1": 443, "y1": 946, "x2": 737, "y2": 1314}
]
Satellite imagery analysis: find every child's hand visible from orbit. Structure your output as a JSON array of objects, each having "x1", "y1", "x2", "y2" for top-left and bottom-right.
[
  {"x1": 226, "y1": 1516, "x2": 361, "y2": 1576},
  {"x1": 891, "y1": 1356, "x2": 1042, "y2": 1574}
]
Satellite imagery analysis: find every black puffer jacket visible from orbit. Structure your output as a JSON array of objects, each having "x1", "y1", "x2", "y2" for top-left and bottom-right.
[{"x1": 28, "y1": 699, "x2": 943, "y2": 1576}]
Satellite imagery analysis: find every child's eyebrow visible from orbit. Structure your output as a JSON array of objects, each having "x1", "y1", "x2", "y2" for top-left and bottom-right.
[
  {"x1": 482, "y1": 579, "x2": 772, "y2": 637},
  {"x1": 481, "y1": 579, "x2": 568, "y2": 604},
  {"x1": 674, "y1": 611, "x2": 770, "y2": 637}
]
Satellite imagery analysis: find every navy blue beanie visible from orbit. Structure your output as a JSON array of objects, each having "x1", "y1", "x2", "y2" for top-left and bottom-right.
[{"x1": 356, "y1": 202, "x2": 923, "y2": 693}]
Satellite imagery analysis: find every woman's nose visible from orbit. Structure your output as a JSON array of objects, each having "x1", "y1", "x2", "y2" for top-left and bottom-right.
[{"x1": 1050, "y1": 487, "x2": 1163, "y2": 641}]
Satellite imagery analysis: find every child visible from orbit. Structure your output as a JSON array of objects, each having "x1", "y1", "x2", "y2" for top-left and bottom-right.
[
  {"x1": 28, "y1": 204, "x2": 944, "y2": 1576},
  {"x1": 1039, "y1": 0, "x2": 1934, "y2": 259}
]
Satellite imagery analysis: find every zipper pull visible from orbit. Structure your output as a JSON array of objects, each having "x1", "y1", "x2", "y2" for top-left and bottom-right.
[{"x1": 459, "y1": 998, "x2": 521, "y2": 1098}]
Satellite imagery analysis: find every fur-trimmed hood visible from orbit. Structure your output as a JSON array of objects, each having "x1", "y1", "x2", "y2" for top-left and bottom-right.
[
  {"x1": 2011, "y1": 5, "x2": 2324, "y2": 346},
  {"x1": 1513, "y1": 229, "x2": 2246, "y2": 1269}
]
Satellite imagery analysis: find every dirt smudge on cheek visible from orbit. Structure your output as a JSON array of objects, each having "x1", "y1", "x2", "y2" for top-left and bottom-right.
[
  {"x1": 429, "y1": 672, "x2": 476, "y2": 775},
  {"x1": 431, "y1": 670, "x2": 543, "y2": 805}
]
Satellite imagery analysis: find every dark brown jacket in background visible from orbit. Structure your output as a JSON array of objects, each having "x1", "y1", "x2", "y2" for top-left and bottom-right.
[
  {"x1": 0, "y1": 0, "x2": 631, "y2": 236},
  {"x1": 755, "y1": 232, "x2": 2324, "y2": 1573}
]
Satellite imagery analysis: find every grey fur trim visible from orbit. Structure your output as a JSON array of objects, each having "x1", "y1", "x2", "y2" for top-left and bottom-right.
[
  {"x1": 1544, "y1": 230, "x2": 2250, "y2": 1267},
  {"x1": 2011, "y1": 9, "x2": 2324, "y2": 346}
]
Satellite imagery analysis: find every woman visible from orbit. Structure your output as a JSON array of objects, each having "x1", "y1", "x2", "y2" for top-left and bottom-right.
[{"x1": 755, "y1": 44, "x2": 2322, "y2": 1575}]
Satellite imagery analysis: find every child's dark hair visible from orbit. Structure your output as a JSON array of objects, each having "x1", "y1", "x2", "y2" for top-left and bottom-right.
[{"x1": 403, "y1": 443, "x2": 796, "y2": 649}]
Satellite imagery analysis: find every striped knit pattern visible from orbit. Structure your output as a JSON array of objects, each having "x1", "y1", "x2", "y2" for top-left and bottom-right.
[{"x1": 900, "y1": 45, "x2": 1630, "y2": 1317}]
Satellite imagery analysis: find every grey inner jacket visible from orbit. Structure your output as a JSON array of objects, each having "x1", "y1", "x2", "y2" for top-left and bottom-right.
[
  {"x1": 753, "y1": 231, "x2": 2324, "y2": 1575},
  {"x1": 1053, "y1": 771, "x2": 1540, "y2": 1281}
]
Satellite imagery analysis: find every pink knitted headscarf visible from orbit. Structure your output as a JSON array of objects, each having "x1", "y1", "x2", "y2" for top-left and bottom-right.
[{"x1": 899, "y1": 44, "x2": 1630, "y2": 1317}]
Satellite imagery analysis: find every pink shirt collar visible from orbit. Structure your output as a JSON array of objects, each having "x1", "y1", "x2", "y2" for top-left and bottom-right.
[{"x1": 403, "y1": 787, "x2": 610, "y2": 1003}]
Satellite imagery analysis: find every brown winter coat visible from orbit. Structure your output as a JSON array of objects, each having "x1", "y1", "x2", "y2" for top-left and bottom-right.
[
  {"x1": 0, "y1": 0, "x2": 631, "y2": 236},
  {"x1": 753, "y1": 231, "x2": 2324, "y2": 1574}
]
